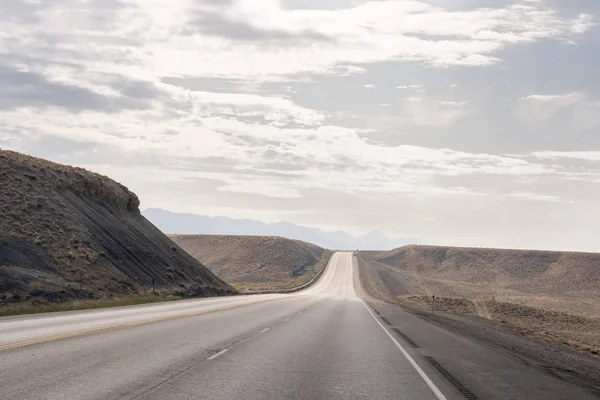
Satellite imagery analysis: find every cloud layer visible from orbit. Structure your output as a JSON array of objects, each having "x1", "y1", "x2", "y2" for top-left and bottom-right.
[{"x1": 1, "y1": 0, "x2": 599, "y2": 251}]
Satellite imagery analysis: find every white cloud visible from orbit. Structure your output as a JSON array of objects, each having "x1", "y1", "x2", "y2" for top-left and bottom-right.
[
  {"x1": 1, "y1": 0, "x2": 599, "y2": 250},
  {"x1": 517, "y1": 92, "x2": 600, "y2": 130},
  {"x1": 572, "y1": 101, "x2": 600, "y2": 132},
  {"x1": 404, "y1": 97, "x2": 469, "y2": 127},
  {"x1": 516, "y1": 92, "x2": 584, "y2": 122},
  {"x1": 173, "y1": 88, "x2": 326, "y2": 126},
  {"x1": 0, "y1": 0, "x2": 593, "y2": 86},
  {"x1": 396, "y1": 85, "x2": 423, "y2": 89},
  {"x1": 218, "y1": 181, "x2": 303, "y2": 199},
  {"x1": 329, "y1": 65, "x2": 367, "y2": 76},
  {"x1": 0, "y1": 98, "x2": 555, "y2": 203},
  {"x1": 532, "y1": 151, "x2": 600, "y2": 162},
  {"x1": 504, "y1": 192, "x2": 565, "y2": 203}
]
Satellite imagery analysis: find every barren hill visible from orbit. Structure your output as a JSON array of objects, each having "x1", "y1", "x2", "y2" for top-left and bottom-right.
[
  {"x1": 364, "y1": 245, "x2": 600, "y2": 314},
  {"x1": 0, "y1": 149, "x2": 233, "y2": 306},
  {"x1": 169, "y1": 235, "x2": 331, "y2": 290},
  {"x1": 360, "y1": 245, "x2": 600, "y2": 359},
  {"x1": 359, "y1": 245, "x2": 600, "y2": 373}
]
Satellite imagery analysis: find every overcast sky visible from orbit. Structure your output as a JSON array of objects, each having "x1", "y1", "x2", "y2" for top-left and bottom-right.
[{"x1": 1, "y1": 0, "x2": 600, "y2": 251}]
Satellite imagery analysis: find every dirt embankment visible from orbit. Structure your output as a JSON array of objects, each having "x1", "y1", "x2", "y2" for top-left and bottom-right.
[
  {"x1": 0, "y1": 149, "x2": 234, "y2": 306},
  {"x1": 170, "y1": 235, "x2": 331, "y2": 291},
  {"x1": 369, "y1": 245, "x2": 600, "y2": 315},
  {"x1": 356, "y1": 251, "x2": 600, "y2": 386},
  {"x1": 358, "y1": 245, "x2": 600, "y2": 359},
  {"x1": 400, "y1": 295, "x2": 600, "y2": 356}
]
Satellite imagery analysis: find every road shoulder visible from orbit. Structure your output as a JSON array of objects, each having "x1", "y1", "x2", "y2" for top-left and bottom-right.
[{"x1": 354, "y1": 253, "x2": 600, "y2": 399}]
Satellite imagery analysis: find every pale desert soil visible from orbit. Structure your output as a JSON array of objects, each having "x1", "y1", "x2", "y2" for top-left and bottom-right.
[
  {"x1": 357, "y1": 247, "x2": 600, "y2": 358},
  {"x1": 170, "y1": 234, "x2": 331, "y2": 290},
  {"x1": 356, "y1": 253, "x2": 600, "y2": 386}
]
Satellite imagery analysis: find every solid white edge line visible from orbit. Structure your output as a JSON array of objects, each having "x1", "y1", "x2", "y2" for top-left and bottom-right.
[
  {"x1": 207, "y1": 348, "x2": 229, "y2": 360},
  {"x1": 361, "y1": 301, "x2": 448, "y2": 400},
  {"x1": 260, "y1": 328, "x2": 270, "y2": 334}
]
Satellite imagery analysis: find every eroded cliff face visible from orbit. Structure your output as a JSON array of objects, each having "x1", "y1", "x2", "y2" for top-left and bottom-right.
[{"x1": 0, "y1": 149, "x2": 234, "y2": 305}]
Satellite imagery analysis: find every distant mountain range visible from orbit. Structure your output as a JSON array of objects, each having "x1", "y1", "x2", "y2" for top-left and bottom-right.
[{"x1": 143, "y1": 208, "x2": 420, "y2": 251}]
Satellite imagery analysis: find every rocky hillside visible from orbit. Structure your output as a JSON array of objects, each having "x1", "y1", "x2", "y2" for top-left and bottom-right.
[
  {"x1": 365, "y1": 245, "x2": 600, "y2": 315},
  {"x1": 0, "y1": 149, "x2": 233, "y2": 305},
  {"x1": 169, "y1": 235, "x2": 330, "y2": 290}
]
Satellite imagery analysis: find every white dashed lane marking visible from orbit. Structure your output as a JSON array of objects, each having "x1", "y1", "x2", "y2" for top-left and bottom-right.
[{"x1": 207, "y1": 349, "x2": 229, "y2": 360}]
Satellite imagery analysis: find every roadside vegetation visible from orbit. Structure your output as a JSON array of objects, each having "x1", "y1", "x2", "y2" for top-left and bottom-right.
[{"x1": 0, "y1": 293, "x2": 182, "y2": 318}]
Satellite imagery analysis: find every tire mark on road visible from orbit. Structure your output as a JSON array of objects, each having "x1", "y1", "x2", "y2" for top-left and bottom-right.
[{"x1": 425, "y1": 356, "x2": 479, "y2": 400}]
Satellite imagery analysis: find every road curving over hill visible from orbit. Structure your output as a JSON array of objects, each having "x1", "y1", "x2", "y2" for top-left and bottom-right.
[{"x1": 1, "y1": 253, "x2": 598, "y2": 399}]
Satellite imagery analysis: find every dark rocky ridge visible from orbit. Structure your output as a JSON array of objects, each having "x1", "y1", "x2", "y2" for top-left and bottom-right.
[{"x1": 0, "y1": 149, "x2": 234, "y2": 305}]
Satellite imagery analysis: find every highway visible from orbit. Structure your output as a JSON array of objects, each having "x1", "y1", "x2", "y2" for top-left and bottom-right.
[{"x1": 0, "y1": 252, "x2": 598, "y2": 399}]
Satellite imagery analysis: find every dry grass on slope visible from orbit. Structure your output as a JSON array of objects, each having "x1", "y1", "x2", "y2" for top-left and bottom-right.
[
  {"x1": 0, "y1": 149, "x2": 233, "y2": 308},
  {"x1": 400, "y1": 295, "x2": 600, "y2": 357},
  {"x1": 362, "y1": 245, "x2": 600, "y2": 358},
  {"x1": 170, "y1": 235, "x2": 330, "y2": 290},
  {"x1": 372, "y1": 245, "x2": 600, "y2": 316}
]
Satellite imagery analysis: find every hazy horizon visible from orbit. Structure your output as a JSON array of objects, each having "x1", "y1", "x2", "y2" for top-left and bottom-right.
[
  {"x1": 2, "y1": 0, "x2": 600, "y2": 251},
  {"x1": 144, "y1": 207, "x2": 600, "y2": 253},
  {"x1": 143, "y1": 207, "x2": 420, "y2": 250}
]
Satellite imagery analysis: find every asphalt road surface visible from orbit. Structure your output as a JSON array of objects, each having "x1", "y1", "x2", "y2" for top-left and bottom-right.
[{"x1": 0, "y1": 252, "x2": 598, "y2": 399}]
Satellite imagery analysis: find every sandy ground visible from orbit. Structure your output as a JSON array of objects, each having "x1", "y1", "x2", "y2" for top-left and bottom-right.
[
  {"x1": 358, "y1": 245, "x2": 600, "y2": 358},
  {"x1": 170, "y1": 235, "x2": 331, "y2": 291},
  {"x1": 366, "y1": 244, "x2": 600, "y2": 316},
  {"x1": 356, "y1": 253, "x2": 600, "y2": 385},
  {"x1": 400, "y1": 295, "x2": 600, "y2": 356}
]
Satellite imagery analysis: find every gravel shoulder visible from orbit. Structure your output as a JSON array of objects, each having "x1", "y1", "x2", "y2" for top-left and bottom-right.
[{"x1": 355, "y1": 253, "x2": 600, "y2": 390}]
